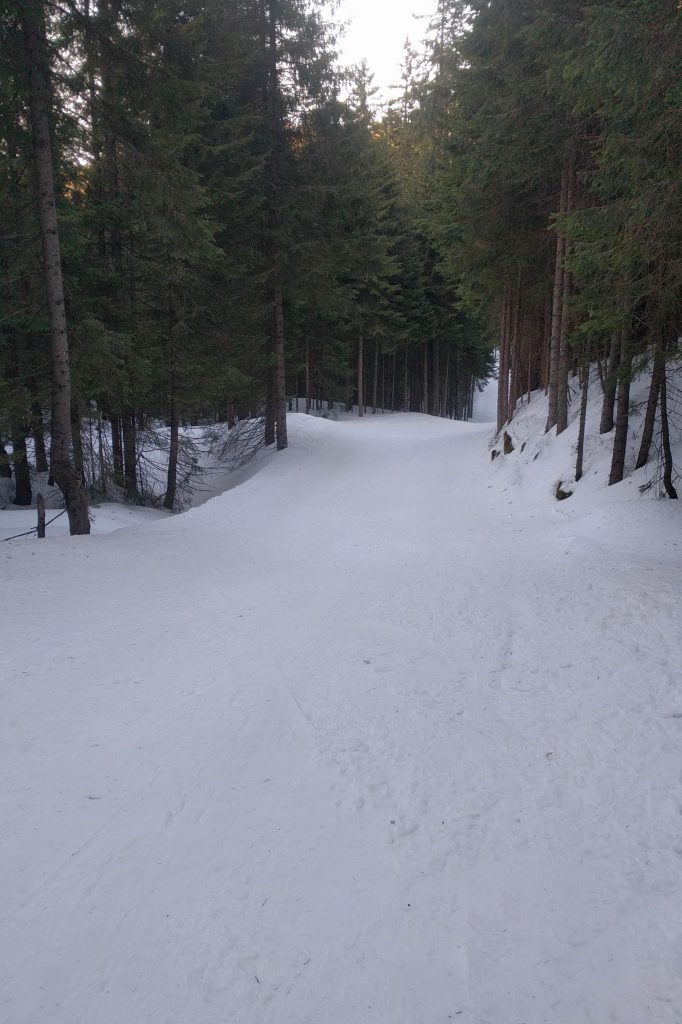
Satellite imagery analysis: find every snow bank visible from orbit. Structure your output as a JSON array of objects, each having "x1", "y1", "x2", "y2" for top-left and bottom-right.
[{"x1": 490, "y1": 364, "x2": 682, "y2": 511}]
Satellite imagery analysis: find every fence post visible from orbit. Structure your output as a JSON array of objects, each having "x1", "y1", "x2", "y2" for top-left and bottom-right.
[{"x1": 37, "y1": 493, "x2": 46, "y2": 539}]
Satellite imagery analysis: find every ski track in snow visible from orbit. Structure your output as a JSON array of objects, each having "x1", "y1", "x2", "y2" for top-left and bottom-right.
[{"x1": 1, "y1": 411, "x2": 681, "y2": 1024}]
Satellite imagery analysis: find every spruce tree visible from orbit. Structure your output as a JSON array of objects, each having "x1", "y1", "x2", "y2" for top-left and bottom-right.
[{"x1": 20, "y1": 0, "x2": 90, "y2": 532}]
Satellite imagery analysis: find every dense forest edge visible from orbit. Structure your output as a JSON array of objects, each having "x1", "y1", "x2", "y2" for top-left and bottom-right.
[{"x1": 1, "y1": 0, "x2": 680, "y2": 534}]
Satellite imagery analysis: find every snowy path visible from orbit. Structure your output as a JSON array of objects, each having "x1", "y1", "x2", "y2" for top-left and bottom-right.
[{"x1": 2, "y1": 413, "x2": 681, "y2": 1024}]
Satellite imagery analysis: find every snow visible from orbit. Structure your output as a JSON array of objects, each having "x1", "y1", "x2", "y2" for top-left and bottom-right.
[
  {"x1": 0, "y1": 421, "x2": 267, "y2": 541},
  {"x1": 0, "y1": 500, "x2": 169, "y2": 541},
  {"x1": 2, "y1": 388, "x2": 682, "y2": 1024}
]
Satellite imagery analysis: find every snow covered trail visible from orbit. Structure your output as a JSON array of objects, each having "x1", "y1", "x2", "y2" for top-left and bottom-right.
[{"x1": 2, "y1": 412, "x2": 681, "y2": 1024}]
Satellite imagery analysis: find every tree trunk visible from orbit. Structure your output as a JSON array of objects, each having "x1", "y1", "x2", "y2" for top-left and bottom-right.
[
  {"x1": 111, "y1": 414, "x2": 124, "y2": 477},
  {"x1": 100, "y1": 0, "x2": 122, "y2": 272},
  {"x1": 541, "y1": 292, "x2": 551, "y2": 394},
  {"x1": 165, "y1": 297, "x2": 179, "y2": 510},
  {"x1": 545, "y1": 164, "x2": 569, "y2": 433},
  {"x1": 71, "y1": 399, "x2": 85, "y2": 483},
  {"x1": 556, "y1": 259, "x2": 571, "y2": 435},
  {"x1": 273, "y1": 280, "x2": 287, "y2": 450},
  {"x1": 264, "y1": 363, "x2": 276, "y2": 445},
  {"x1": 165, "y1": 391, "x2": 179, "y2": 510},
  {"x1": 556, "y1": 152, "x2": 575, "y2": 435},
  {"x1": 305, "y1": 338, "x2": 310, "y2": 413},
  {"x1": 599, "y1": 330, "x2": 621, "y2": 433},
  {"x1": 526, "y1": 317, "x2": 535, "y2": 400},
  {"x1": 261, "y1": 2, "x2": 287, "y2": 452},
  {"x1": 380, "y1": 352, "x2": 385, "y2": 413},
  {"x1": 518, "y1": 319, "x2": 527, "y2": 411},
  {"x1": 358, "y1": 328, "x2": 364, "y2": 417},
  {"x1": 440, "y1": 350, "x2": 446, "y2": 417},
  {"x1": 32, "y1": 403, "x2": 49, "y2": 472},
  {"x1": 660, "y1": 351, "x2": 678, "y2": 499},
  {"x1": 97, "y1": 417, "x2": 107, "y2": 494},
  {"x1": 635, "y1": 346, "x2": 663, "y2": 470},
  {"x1": 508, "y1": 275, "x2": 522, "y2": 420},
  {"x1": 22, "y1": 6, "x2": 89, "y2": 534},
  {"x1": 575, "y1": 363, "x2": 589, "y2": 481},
  {"x1": 372, "y1": 340, "x2": 379, "y2": 413},
  {"x1": 11, "y1": 431, "x2": 32, "y2": 506},
  {"x1": 88, "y1": 418, "x2": 97, "y2": 489},
  {"x1": 430, "y1": 339, "x2": 440, "y2": 416},
  {"x1": 497, "y1": 283, "x2": 511, "y2": 434},
  {"x1": 422, "y1": 341, "x2": 428, "y2": 414},
  {"x1": 608, "y1": 327, "x2": 632, "y2": 486},
  {"x1": 122, "y1": 411, "x2": 137, "y2": 500}
]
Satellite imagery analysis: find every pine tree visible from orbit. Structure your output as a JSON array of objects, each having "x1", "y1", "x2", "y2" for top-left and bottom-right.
[{"x1": 20, "y1": 0, "x2": 90, "y2": 532}]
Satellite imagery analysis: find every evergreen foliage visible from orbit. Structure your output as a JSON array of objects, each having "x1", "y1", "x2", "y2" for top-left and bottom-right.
[{"x1": 3, "y1": 0, "x2": 676, "y2": 516}]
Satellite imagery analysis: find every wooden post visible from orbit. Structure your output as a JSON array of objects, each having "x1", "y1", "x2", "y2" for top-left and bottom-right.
[{"x1": 37, "y1": 493, "x2": 46, "y2": 539}]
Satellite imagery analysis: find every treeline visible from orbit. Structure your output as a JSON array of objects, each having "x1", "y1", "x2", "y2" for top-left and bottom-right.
[
  {"x1": 6, "y1": 1, "x2": 674, "y2": 535},
  {"x1": 0, "y1": 0, "x2": 492, "y2": 533},
  {"x1": 424, "y1": 0, "x2": 680, "y2": 494}
]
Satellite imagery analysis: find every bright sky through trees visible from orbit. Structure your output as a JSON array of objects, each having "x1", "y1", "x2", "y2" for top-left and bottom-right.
[{"x1": 337, "y1": 0, "x2": 435, "y2": 101}]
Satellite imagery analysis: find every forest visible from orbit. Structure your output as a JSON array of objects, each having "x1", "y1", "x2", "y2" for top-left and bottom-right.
[{"x1": 1, "y1": 0, "x2": 680, "y2": 533}]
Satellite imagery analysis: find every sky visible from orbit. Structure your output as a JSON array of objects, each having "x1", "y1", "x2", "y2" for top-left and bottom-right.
[{"x1": 336, "y1": 0, "x2": 435, "y2": 102}]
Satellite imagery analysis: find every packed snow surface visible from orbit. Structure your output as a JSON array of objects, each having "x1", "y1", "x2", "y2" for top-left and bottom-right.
[{"x1": 2, "y1": 408, "x2": 681, "y2": 1024}]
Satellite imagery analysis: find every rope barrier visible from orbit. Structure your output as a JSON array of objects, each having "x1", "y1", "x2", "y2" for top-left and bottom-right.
[{"x1": 2, "y1": 507, "x2": 68, "y2": 543}]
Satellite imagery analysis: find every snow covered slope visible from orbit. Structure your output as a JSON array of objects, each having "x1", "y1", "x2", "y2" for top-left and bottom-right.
[
  {"x1": 2, "y1": 410, "x2": 681, "y2": 1024},
  {"x1": 491, "y1": 366, "x2": 682, "y2": 508}
]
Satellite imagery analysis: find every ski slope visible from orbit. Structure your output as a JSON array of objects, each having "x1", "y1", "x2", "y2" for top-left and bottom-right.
[{"x1": 2, "y1": 410, "x2": 681, "y2": 1024}]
